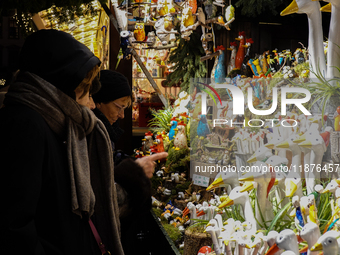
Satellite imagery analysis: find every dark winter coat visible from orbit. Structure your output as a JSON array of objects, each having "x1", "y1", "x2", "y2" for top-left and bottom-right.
[
  {"x1": 92, "y1": 108, "x2": 151, "y2": 216},
  {"x1": 0, "y1": 103, "x2": 100, "y2": 254},
  {"x1": 0, "y1": 29, "x2": 123, "y2": 255},
  {"x1": 92, "y1": 108, "x2": 152, "y2": 254}
]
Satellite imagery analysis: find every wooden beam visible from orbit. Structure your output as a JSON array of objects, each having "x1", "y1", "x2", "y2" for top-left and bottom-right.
[
  {"x1": 142, "y1": 42, "x2": 177, "y2": 50},
  {"x1": 200, "y1": 50, "x2": 222, "y2": 61},
  {"x1": 32, "y1": 14, "x2": 46, "y2": 30}
]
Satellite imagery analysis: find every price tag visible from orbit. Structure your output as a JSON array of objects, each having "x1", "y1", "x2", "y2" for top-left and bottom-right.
[{"x1": 192, "y1": 174, "x2": 209, "y2": 187}]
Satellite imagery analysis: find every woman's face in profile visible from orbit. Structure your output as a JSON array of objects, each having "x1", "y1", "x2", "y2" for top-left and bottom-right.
[
  {"x1": 96, "y1": 97, "x2": 129, "y2": 125},
  {"x1": 75, "y1": 89, "x2": 94, "y2": 109}
]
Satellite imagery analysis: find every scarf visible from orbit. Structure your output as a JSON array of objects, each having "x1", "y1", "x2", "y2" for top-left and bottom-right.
[
  {"x1": 6, "y1": 72, "x2": 124, "y2": 254},
  {"x1": 93, "y1": 108, "x2": 124, "y2": 144}
]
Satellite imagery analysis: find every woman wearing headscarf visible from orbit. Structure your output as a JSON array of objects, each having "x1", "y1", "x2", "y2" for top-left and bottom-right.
[
  {"x1": 0, "y1": 29, "x2": 122, "y2": 255},
  {"x1": 92, "y1": 70, "x2": 168, "y2": 255}
]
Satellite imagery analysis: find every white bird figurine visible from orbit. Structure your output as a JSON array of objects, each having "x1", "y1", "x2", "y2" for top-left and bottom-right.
[
  {"x1": 322, "y1": 180, "x2": 340, "y2": 216},
  {"x1": 210, "y1": 214, "x2": 224, "y2": 249},
  {"x1": 264, "y1": 231, "x2": 281, "y2": 255},
  {"x1": 197, "y1": 7, "x2": 206, "y2": 37},
  {"x1": 311, "y1": 230, "x2": 340, "y2": 254},
  {"x1": 297, "y1": 114, "x2": 308, "y2": 134},
  {"x1": 299, "y1": 127, "x2": 332, "y2": 194},
  {"x1": 323, "y1": 179, "x2": 340, "y2": 197},
  {"x1": 314, "y1": 184, "x2": 324, "y2": 193},
  {"x1": 281, "y1": 0, "x2": 327, "y2": 78},
  {"x1": 174, "y1": 122, "x2": 188, "y2": 150},
  {"x1": 285, "y1": 169, "x2": 303, "y2": 198},
  {"x1": 227, "y1": 41, "x2": 237, "y2": 74},
  {"x1": 265, "y1": 155, "x2": 289, "y2": 169},
  {"x1": 246, "y1": 232, "x2": 265, "y2": 255},
  {"x1": 205, "y1": 223, "x2": 223, "y2": 255},
  {"x1": 276, "y1": 229, "x2": 300, "y2": 255},
  {"x1": 239, "y1": 162, "x2": 275, "y2": 227},
  {"x1": 197, "y1": 201, "x2": 211, "y2": 220},
  {"x1": 206, "y1": 171, "x2": 240, "y2": 191},
  {"x1": 293, "y1": 129, "x2": 314, "y2": 187},
  {"x1": 247, "y1": 145, "x2": 273, "y2": 163},
  {"x1": 300, "y1": 222, "x2": 321, "y2": 255},
  {"x1": 265, "y1": 135, "x2": 286, "y2": 159},
  {"x1": 228, "y1": 220, "x2": 247, "y2": 255},
  {"x1": 182, "y1": 202, "x2": 197, "y2": 222},
  {"x1": 322, "y1": 1, "x2": 340, "y2": 78},
  {"x1": 265, "y1": 155, "x2": 290, "y2": 208},
  {"x1": 219, "y1": 218, "x2": 235, "y2": 255},
  {"x1": 218, "y1": 186, "x2": 257, "y2": 233},
  {"x1": 277, "y1": 134, "x2": 302, "y2": 178}
]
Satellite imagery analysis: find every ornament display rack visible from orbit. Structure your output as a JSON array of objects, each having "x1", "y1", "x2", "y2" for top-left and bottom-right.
[
  {"x1": 132, "y1": 41, "x2": 180, "y2": 130},
  {"x1": 128, "y1": 0, "x2": 340, "y2": 253},
  {"x1": 111, "y1": 1, "x2": 180, "y2": 132}
]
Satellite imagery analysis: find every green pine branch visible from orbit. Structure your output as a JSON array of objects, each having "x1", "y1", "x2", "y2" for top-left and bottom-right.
[
  {"x1": 235, "y1": 0, "x2": 284, "y2": 17},
  {"x1": 165, "y1": 30, "x2": 207, "y2": 93},
  {"x1": 0, "y1": 0, "x2": 106, "y2": 36}
]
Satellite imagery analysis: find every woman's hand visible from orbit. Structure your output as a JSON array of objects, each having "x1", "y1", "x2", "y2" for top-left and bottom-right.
[{"x1": 135, "y1": 152, "x2": 168, "y2": 178}]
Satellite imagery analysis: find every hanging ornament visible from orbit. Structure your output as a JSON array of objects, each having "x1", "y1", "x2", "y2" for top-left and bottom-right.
[
  {"x1": 267, "y1": 50, "x2": 278, "y2": 73},
  {"x1": 101, "y1": 26, "x2": 109, "y2": 69},
  {"x1": 120, "y1": 30, "x2": 132, "y2": 60},
  {"x1": 158, "y1": 0, "x2": 169, "y2": 16},
  {"x1": 225, "y1": 4, "x2": 235, "y2": 22},
  {"x1": 241, "y1": 38, "x2": 254, "y2": 76},
  {"x1": 259, "y1": 50, "x2": 269, "y2": 75},
  {"x1": 214, "y1": 45, "x2": 226, "y2": 84},
  {"x1": 134, "y1": 22, "x2": 146, "y2": 41},
  {"x1": 235, "y1": 31, "x2": 246, "y2": 69},
  {"x1": 146, "y1": 31, "x2": 156, "y2": 47},
  {"x1": 210, "y1": 53, "x2": 219, "y2": 81},
  {"x1": 182, "y1": 7, "x2": 196, "y2": 27},
  {"x1": 202, "y1": 33, "x2": 213, "y2": 55},
  {"x1": 197, "y1": 7, "x2": 210, "y2": 54},
  {"x1": 188, "y1": 0, "x2": 197, "y2": 14},
  {"x1": 180, "y1": 7, "x2": 198, "y2": 40},
  {"x1": 204, "y1": 0, "x2": 217, "y2": 19},
  {"x1": 155, "y1": 17, "x2": 172, "y2": 45},
  {"x1": 164, "y1": 15, "x2": 174, "y2": 31},
  {"x1": 334, "y1": 106, "x2": 340, "y2": 131},
  {"x1": 227, "y1": 41, "x2": 237, "y2": 73}
]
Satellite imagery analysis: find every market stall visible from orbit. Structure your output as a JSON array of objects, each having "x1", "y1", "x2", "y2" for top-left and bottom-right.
[{"x1": 124, "y1": 0, "x2": 340, "y2": 254}]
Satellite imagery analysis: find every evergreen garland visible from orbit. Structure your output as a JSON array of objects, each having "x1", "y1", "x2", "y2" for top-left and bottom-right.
[
  {"x1": 165, "y1": 30, "x2": 207, "y2": 93},
  {"x1": 235, "y1": 0, "x2": 284, "y2": 17},
  {"x1": 45, "y1": 3, "x2": 101, "y2": 27},
  {"x1": 0, "y1": 0, "x2": 107, "y2": 36},
  {"x1": 0, "y1": 0, "x2": 106, "y2": 16}
]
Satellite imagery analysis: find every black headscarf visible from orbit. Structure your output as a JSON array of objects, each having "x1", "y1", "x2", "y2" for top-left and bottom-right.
[
  {"x1": 17, "y1": 29, "x2": 100, "y2": 98},
  {"x1": 93, "y1": 70, "x2": 131, "y2": 104}
]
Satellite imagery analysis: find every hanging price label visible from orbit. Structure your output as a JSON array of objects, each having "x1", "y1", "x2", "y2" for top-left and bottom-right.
[{"x1": 192, "y1": 174, "x2": 210, "y2": 188}]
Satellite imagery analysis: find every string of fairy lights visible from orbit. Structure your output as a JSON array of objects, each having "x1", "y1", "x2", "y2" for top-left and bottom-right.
[
  {"x1": 11, "y1": 1, "x2": 103, "y2": 55},
  {"x1": 0, "y1": 1, "x2": 109, "y2": 87},
  {"x1": 39, "y1": 1, "x2": 102, "y2": 54}
]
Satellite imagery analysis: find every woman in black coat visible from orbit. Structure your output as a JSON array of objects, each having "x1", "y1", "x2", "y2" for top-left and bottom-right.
[
  {"x1": 92, "y1": 70, "x2": 167, "y2": 255},
  {"x1": 0, "y1": 30, "x2": 123, "y2": 255}
]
